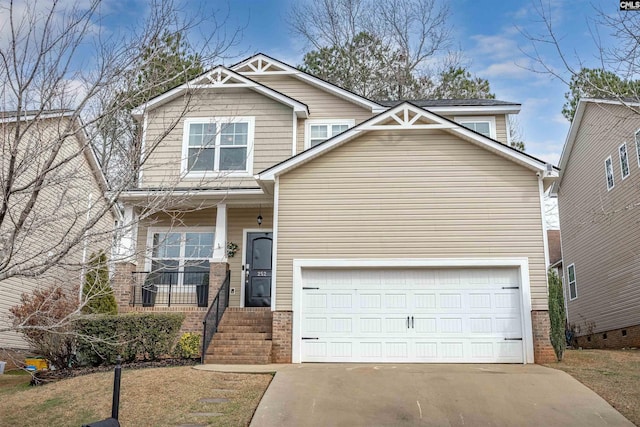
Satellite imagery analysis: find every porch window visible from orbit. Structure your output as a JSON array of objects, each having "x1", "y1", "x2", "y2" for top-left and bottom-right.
[
  {"x1": 149, "y1": 230, "x2": 214, "y2": 286},
  {"x1": 305, "y1": 119, "x2": 354, "y2": 148},
  {"x1": 183, "y1": 117, "x2": 254, "y2": 175}
]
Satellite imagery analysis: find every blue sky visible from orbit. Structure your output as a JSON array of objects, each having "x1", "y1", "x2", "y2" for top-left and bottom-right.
[{"x1": 83, "y1": 0, "x2": 618, "y2": 165}]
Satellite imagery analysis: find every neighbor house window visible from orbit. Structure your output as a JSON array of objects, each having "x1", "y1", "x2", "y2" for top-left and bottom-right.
[
  {"x1": 455, "y1": 116, "x2": 496, "y2": 139},
  {"x1": 619, "y1": 143, "x2": 630, "y2": 179},
  {"x1": 182, "y1": 117, "x2": 254, "y2": 175},
  {"x1": 305, "y1": 119, "x2": 355, "y2": 148},
  {"x1": 605, "y1": 156, "x2": 615, "y2": 190},
  {"x1": 567, "y1": 263, "x2": 577, "y2": 300},
  {"x1": 635, "y1": 130, "x2": 640, "y2": 167},
  {"x1": 148, "y1": 230, "x2": 214, "y2": 286}
]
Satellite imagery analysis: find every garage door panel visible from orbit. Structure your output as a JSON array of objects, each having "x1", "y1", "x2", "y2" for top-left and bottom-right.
[{"x1": 300, "y1": 268, "x2": 525, "y2": 363}]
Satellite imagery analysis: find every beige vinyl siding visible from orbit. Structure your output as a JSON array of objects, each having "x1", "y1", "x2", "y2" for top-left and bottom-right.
[
  {"x1": 247, "y1": 75, "x2": 374, "y2": 154},
  {"x1": 0, "y1": 119, "x2": 114, "y2": 349},
  {"x1": 558, "y1": 103, "x2": 640, "y2": 334},
  {"x1": 136, "y1": 207, "x2": 273, "y2": 307},
  {"x1": 276, "y1": 129, "x2": 547, "y2": 311},
  {"x1": 141, "y1": 88, "x2": 293, "y2": 188}
]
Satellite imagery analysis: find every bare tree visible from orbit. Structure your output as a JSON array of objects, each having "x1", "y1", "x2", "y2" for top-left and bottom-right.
[
  {"x1": 0, "y1": 0, "x2": 242, "y2": 352},
  {"x1": 289, "y1": 0, "x2": 455, "y2": 99}
]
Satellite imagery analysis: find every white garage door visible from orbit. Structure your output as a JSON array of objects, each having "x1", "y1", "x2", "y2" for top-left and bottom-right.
[{"x1": 300, "y1": 267, "x2": 524, "y2": 363}]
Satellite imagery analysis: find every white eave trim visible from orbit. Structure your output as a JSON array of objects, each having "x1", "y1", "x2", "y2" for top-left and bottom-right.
[
  {"x1": 117, "y1": 188, "x2": 265, "y2": 201},
  {"x1": 427, "y1": 105, "x2": 521, "y2": 115},
  {"x1": 131, "y1": 66, "x2": 309, "y2": 118},
  {"x1": 258, "y1": 102, "x2": 558, "y2": 181},
  {"x1": 0, "y1": 110, "x2": 74, "y2": 123},
  {"x1": 231, "y1": 54, "x2": 385, "y2": 114}
]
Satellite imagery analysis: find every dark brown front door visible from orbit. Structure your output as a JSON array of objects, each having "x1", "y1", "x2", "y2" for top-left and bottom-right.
[{"x1": 245, "y1": 232, "x2": 273, "y2": 307}]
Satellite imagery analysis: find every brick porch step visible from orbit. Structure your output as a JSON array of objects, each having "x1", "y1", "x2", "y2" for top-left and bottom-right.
[{"x1": 205, "y1": 308, "x2": 273, "y2": 364}]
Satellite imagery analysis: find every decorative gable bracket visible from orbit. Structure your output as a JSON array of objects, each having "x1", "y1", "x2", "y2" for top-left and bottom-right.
[{"x1": 359, "y1": 105, "x2": 457, "y2": 131}]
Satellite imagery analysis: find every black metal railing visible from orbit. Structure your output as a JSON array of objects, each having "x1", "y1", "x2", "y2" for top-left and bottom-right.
[
  {"x1": 130, "y1": 271, "x2": 210, "y2": 307},
  {"x1": 201, "y1": 270, "x2": 231, "y2": 363}
]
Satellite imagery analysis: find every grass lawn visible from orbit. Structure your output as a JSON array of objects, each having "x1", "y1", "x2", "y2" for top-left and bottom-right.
[
  {"x1": 0, "y1": 366, "x2": 272, "y2": 427},
  {"x1": 547, "y1": 348, "x2": 640, "y2": 426}
]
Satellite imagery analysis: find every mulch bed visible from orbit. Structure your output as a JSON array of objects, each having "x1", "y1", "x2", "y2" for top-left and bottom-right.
[{"x1": 30, "y1": 358, "x2": 199, "y2": 385}]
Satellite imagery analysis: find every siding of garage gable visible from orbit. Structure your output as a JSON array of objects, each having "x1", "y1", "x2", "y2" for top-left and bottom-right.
[{"x1": 275, "y1": 129, "x2": 547, "y2": 311}]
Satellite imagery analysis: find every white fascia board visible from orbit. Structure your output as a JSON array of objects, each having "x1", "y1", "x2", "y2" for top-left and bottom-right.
[
  {"x1": 231, "y1": 54, "x2": 384, "y2": 114},
  {"x1": 0, "y1": 110, "x2": 74, "y2": 124},
  {"x1": 427, "y1": 105, "x2": 521, "y2": 115},
  {"x1": 556, "y1": 100, "x2": 588, "y2": 186},
  {"x1": 131, "y1": 66, "x2": 309, "y2": 118},
  {"x1": 117, "y1": 188, "x2": 265, "y2": 201}
]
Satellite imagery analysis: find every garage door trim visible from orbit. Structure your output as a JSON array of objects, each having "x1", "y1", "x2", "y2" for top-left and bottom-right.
[{"x1": 291, "y1": 258, "x2": 534, "y2": 364}]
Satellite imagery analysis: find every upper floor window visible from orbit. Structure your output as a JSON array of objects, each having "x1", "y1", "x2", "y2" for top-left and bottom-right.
[
  {"x1": 182, "y1": 117, "x2": 254, "y2": 176},
  {"x1": 454, "y1": 116, "x2": 496, "y2": 139},
  {"x1": 619, "y1": 143, "x2": 630, "y2": 179},
  {"x1": 605, "y1": 156, "x2": 615, "y2": 190},
  {"x1": 305, "y1": 119, "x2": 355, "y2": 149},
  {"x1": 567, "y1": 263, "x2": 577, "y2": 300}
]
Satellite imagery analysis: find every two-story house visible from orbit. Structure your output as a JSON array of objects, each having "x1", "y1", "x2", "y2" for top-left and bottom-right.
[
  {"x1": 555, "y1": 98, "x2": 640, "y2": 348},
  {"x1": 112, "y1": 53, "x2": 558, "y2": 364},
  {"x1": 0, "y1": 110, "x2": 116, "y2": 352}
]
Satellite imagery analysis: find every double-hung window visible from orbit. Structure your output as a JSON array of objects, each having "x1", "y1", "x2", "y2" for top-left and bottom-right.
[
  {"x1": 605, "y1": 156, "x2": 615, "y2": 190},
  {"x1": 567, "y1": 264, "x2": 577, "y2": 300},
  {"x1": 148, "y1": 230, "x2": 214, "y2": 287},
  {"x1": 619, "y1": 143, "x2": 630, "y2": 179},
  {"x1": 455, "y1": 116, "x2": 496, "y2": 139},
  {"x1": 305, "y1": 119, "x2": 355, "y2": 148},
  {"x1": 183, "y1": 117, "x2": 254, "y2": 176}
]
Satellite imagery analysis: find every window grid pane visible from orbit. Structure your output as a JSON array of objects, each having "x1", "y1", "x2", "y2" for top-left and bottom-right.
[
  {"x1": 605, "y1": 158, "x2": 614, "y2": 189},
  {"x1": 620, "y1": 144, "x2": 630, "y2": 178},
  {"x1": 219, "y1": 147, "x2": 247, "y2": 170}
]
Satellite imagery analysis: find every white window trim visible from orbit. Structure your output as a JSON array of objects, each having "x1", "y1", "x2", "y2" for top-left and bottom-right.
[
  {"x1": 145, "y1": 226, "x2": 215, "y2": 272},
  {"x1": 181, "y1": 116, "x2": 255, "y2": 178},
  {"x1": 635, "y1": 129, "x2": 640, "y2": 168},
  {"x1": 304, "y1": 119, "x2": 355, "y2": 150},
  {"x1": 567, "y1": 263, "x2": 577, "y2": 301},
  {"x1": 605, "y1": 156, "x2": 615, "y2": 191},
  {"x1": 454, "y1": 116, "x2": 496, "y2": 139},
  {"x1": 619, "y1": 142, "x2": 630, "y2": 180}
]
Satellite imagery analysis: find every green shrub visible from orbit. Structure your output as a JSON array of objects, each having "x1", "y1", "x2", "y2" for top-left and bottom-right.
[
  {"x1": 548, "y1": 269, "x2": 566, "y2": 361},
  {"x1": 82, "y1": 251, "x2": 117, "y2": 315},
  {"x1": 174, "y1": 333, "x2": 201, "y2": 359},
  {"x1": 75, "y1": 312, "x2": 185, "y2": 365}
]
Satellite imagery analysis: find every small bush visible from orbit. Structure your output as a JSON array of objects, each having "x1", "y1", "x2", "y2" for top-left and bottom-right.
[
  {"x1": 82, "y1": 251, "x2": 117, "y2": 315},
  {"x1": 76, "y1": 312, "x2": 185, "y2": 365},
  {"x1": 174, "y1": 333, "x2": 201, "y2": 359},
  {"x1": 548, "y1": 269, "x2": 566, "y2": 361},
  {"x1": 9, "y1": 286, "x2": 79, "y2": 370}
]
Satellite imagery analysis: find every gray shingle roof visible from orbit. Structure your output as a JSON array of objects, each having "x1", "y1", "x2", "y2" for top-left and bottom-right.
[{"x1": 378, "y1": 99, "x2": 520, "y2": 108}]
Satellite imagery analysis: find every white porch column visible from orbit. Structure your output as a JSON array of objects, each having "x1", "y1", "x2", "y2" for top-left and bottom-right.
[
  {"x1": 212, "y1": 203, "x2": 228, "y2": 262},
  {"x1": 114, "y1": 204, "x2": 138, "y2": 262}
]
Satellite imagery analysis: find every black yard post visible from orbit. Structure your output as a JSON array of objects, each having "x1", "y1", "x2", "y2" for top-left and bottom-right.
[{"x1": 112, "y1": 356, "x2": 122, "y2": 420}]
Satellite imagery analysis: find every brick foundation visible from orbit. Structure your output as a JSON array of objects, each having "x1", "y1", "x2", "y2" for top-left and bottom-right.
[
  {"x1": 271, "y1": 311, "x2": 293, "y2": 363},
  {"x1": 574, "y1": 324, "x2": 640, "y2": 349},
  {"x1": 532, "y1": 310, "x2": 556, "y2": 364}
]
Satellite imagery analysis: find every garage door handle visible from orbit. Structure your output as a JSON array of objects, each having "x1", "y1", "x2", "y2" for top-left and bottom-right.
[
  {"x1": 411, "y1": 316, "x2": 414, "y2": 328},
  {"x1": 407, "y1": 316, "x2": 410, "y2": 328},
  {"x1": 504, "y1": 338, "x2": 523, "y2": 341},
  {"x1": 502, "y1": 287, "x2": 520, "y2": 289}
]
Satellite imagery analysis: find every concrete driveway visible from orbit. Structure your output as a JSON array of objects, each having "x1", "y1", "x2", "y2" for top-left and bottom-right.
[{"x1": 250, "y1": 364, "x2": 633, "y2": 427}]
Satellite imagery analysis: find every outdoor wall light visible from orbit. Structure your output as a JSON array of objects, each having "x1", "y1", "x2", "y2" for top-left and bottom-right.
[{"x1": 257, "y1": 214, "x2": 263, "y2": 226}]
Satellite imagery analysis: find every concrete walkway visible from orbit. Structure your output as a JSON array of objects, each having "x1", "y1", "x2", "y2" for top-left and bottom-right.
[
  {"x1": 249, "y1": 364, "x2": 634, "y2": 427},
  {"x1": 194, "y1": 364, "x2": 288, "y2": 374}
]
